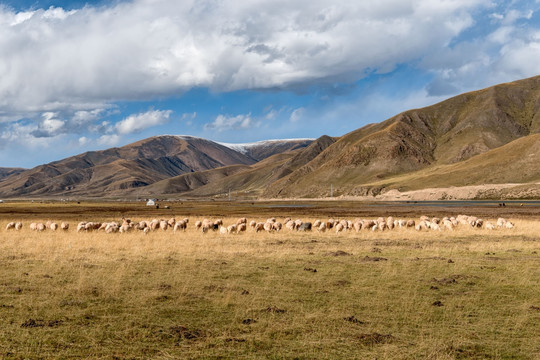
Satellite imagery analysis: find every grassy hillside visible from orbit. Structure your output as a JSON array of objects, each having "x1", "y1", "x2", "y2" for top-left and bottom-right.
[{"x1": 364, "y1": 133, "x2": 540, "y2": 192}]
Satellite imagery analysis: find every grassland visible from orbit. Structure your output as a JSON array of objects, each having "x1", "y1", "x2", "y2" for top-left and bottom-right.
[{"x1": 0, "y1": 202, "x2": 538, "y2": 359}]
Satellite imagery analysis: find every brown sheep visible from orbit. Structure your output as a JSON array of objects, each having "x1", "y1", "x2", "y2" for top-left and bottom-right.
[
  {"x1": 237, "y1": 223, "x2": 247, "y2": 234},
  {"x1": 255, "y1": 222, "x2": 265, "y2": 232},
  {"x1": 5, "y1": 222, "x2": 15, "y2": 230}
]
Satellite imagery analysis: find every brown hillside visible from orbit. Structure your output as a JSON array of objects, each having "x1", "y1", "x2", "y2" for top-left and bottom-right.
[
  {"x1": 262, "y1": 75, "x2": 540, "y2": 198},
  {"x1": 364, "y1": 133, "x2": 540, "y2": 192},
  {"x1": 138, "y1": 135, "x2": 336, "y2": 198},
  {"x1": 0, "y1": 136, "x2": 257, "y2": 198},
  {"x1": 0, "y1": 168, "x2": 25, "y2": 181}
]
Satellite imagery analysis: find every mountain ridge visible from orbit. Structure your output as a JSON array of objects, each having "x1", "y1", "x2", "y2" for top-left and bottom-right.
[{"x1": 1, "y1": 75, "x2": 539, "y2": 199}]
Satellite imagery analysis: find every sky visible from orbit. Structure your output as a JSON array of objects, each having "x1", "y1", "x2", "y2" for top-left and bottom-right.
[{"x1": 0, "y1": 0, "x2": 539, "y2": 168}]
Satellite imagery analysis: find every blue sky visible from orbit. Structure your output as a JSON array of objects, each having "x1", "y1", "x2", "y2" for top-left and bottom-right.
[{"x1": 0, "y1": 0, "x2": 539, "y2": 168}]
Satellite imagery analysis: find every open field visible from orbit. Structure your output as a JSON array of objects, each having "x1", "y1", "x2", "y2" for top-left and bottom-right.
[{"x1": 0, "y1": 201, "x2": 539, "y2": 359}]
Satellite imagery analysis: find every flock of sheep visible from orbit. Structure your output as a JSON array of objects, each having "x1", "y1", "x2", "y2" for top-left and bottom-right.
[{"x1": 4, "y1": 214, "x2": 515, "y2": 234}]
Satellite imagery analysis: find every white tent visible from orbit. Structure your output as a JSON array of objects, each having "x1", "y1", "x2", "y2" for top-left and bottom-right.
[{"x1": 146, "y1": 199, "x2": 156, "y2": 206}]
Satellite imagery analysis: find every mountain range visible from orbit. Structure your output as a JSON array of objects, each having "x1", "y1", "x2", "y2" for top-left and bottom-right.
[{"x1": 1, "y1": 75, "x2": 539, "y2": 200}]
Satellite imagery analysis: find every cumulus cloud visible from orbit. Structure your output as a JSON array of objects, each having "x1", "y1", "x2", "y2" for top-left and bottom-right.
[
  {"x1": 204, "y1": 114, "x2": 253, "y2": 132},
  {"x1": 97, "y1": 134, "x2": 120, "y2": 147},
  {"x1": 30, "y1": 112, "x2": 66, "y2": 138},
  {"x1": 115, "y1": 109, "x2": 172, "y2": 135},
  {"x1": 0, "y1": 0, "x2": 495, "y2": 118}
]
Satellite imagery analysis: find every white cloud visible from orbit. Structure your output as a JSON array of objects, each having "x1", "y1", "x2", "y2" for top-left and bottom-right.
[
  {"x1": 78, "y1": 136, "x2": 89, "y2": 146},
  {"x1": 204, "y1": 114, "x2": 253, "y2": 132},
  {"x1": 181, "y1": 112, "x2": 197, "y2": 121},
  {"x1": 97, "y1": 134, "x2": 120, "y2": 147},
  {"x1": 115, "y1": 109, "x2": 172, "y2": 134},
  {"x1": 0, "y1": 0, "x2": 494, "y2": 118},
  {"x1": 290, "y1": 107, "x2": 305, "y2": 122}
]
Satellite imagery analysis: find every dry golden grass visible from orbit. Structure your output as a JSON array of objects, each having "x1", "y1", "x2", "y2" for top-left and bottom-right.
[{"x1": 0, "y1": 215, "x2": 538, "y2": 359}]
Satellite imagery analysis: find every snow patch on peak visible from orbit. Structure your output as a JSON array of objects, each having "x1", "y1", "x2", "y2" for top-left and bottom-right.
[{"x1": 217, "y1": 139, "x2": 314, "y2": 154}]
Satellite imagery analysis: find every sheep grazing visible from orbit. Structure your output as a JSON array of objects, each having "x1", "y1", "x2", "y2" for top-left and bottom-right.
[
  {"x1": 496, "y1": 218, "x2": 507, "y2": 227},
  {"x1": 5, "y1": 222, "x2": 15, "y2": 230},
  {"x1": 36, "y1": 223, "x2": 46, "y2": 232},
  {"x1": 227, "y1": 224, "x2": 237, "y2": 234},
  {"x1": 76, "y1": 222, "x2": 86, "y2": 232},
  {"x1": 167, "y1": 218, "x2": 176, "y2": 227},
  {"x1": 335, "y1": 223, "x2": 345, "y2": 233},
  {"x1": 406, "y1": 220, "x2": 415, "y2": 228},
  {"x1": 15, "y1": 222, "x2": 23, "y2": 231},
  {"x1": 377, "y1": 221, "x2": 386, "y2": 232},
  {"x1": 313, "y1": 220, "x2": 322, "y2": 228},
  {"x1": 143, "y1": 227, "x2": 150, "y2": 235},
  {"x1": 297, "y1": 222, "x2": 312, "y2": 232},
  {"x1": 30, "y1": 223, "x2": 37, "y2": 231},
  {"x1": 219, "y1": 226, "x2": 227, "y2": 234},
  {"x1": 160, "y1": 220, "x2": 169, "y2": 231},
  {"x1": 50, "y1": 223, "x2": 58, "y2": 231},
  {"x1": 485, "y1": 222, "x2": 495, "y2": 230},
  {"x1": 442, "y1": 219, "x2": 454, "y2": 231},
  {"x1": 272, "y1": 222, "x2": 282, "y2": 232},
  {"x1": 249, "y1": 220, "x2": 257, "y2": 229},
  {"x1": 255, "y1": 222, "x2": 265, "y2": 232},
  {"x1": 195, "y1": 220, "x2": 202, "y2": 231},
  {"x1": 173, "y1": 220, "x2": 187, "y2": 232},
  {"x1": 119, "y1": 224, "x2": 133, "y2": 233},
  {"x1": 266, "y1": 217, "x2": 276, "y2": 224},
  {"x1": 317, "y1": 222, "x2": 327, "y2": 232},
  {"x1": 237, "y1": 223, "x2": 247, "y2": 234},
  {"x1": 415, "y1": 221, "x2": 428, "y2": 231},
  {"x1": 505, "y1": 221, "x2": 515, "y2": 229},
  {"x1": 285, "y1": 220, "x2": 296, "y2": 231},
  {"x1": 237, "y1": 217, "x2": 247, "y2": 225},
  {"x1": 353, "y1": 221, "x2": 362, "y2": 232},
  {"x1": 263, "y1": 222, "x2": 273, "y2": 233},
  {"x1": 106, "y1": 223, "x2": 120, "y2": 233},
  {"x1": 214, "y1": 219, "x2": 223, "y2": 227}
]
